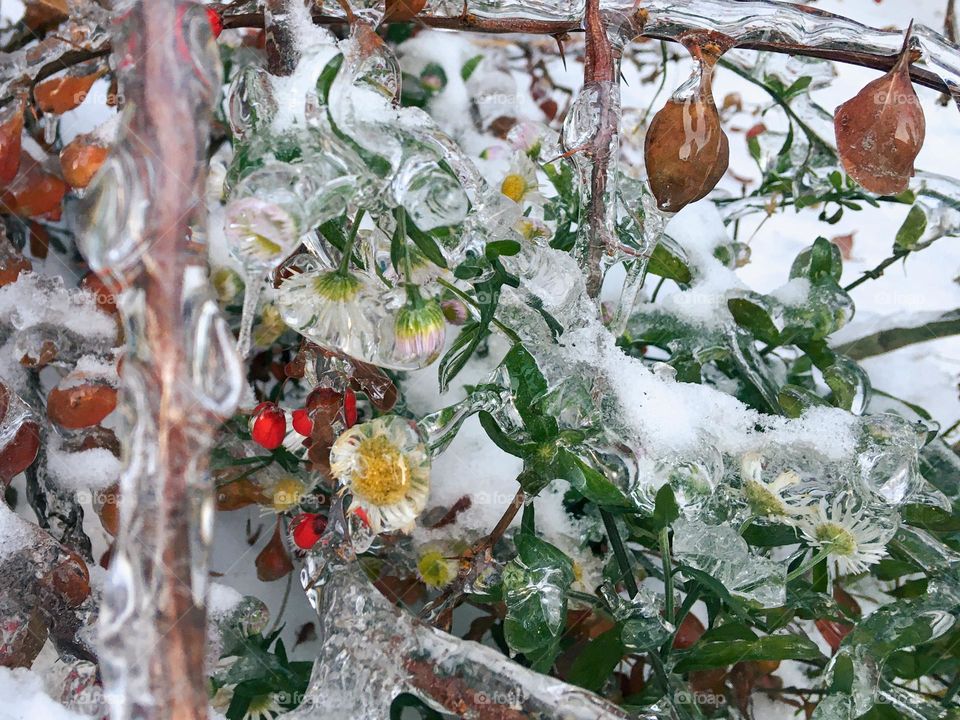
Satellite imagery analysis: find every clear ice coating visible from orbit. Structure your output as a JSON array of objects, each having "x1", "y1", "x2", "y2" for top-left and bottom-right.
[
  {"x1": 672, "y1": 518, "x2": 786, "y2": 607},
  {"x1": 286, "y1": 500, "x2": 636, "y2": 720},
  {"x1": 81, "y1": 2, "x2": 243, "y2": 719}
]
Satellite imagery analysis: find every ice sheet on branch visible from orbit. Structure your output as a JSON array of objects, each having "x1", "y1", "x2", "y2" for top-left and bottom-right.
[{"x1": 286, "y1": 504, "x2": 636, "y2": 720}]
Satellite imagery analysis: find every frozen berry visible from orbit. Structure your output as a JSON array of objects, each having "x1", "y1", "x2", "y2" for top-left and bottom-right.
[
  {"x1": 291, "y1": 512, "x2": 327, "y2": 550},
  {"x1": 343, "y1": 387, "x2": 357, "y2": 427},
  {"x1": 250, "y1": 401, "x2": 286, "y2": 450},
  {"x1": 206, "y1": 7, "x2": 223, "y2": 37},
  {"x1": 291, "y1": 408, "x2": 313, "y2": 437}
]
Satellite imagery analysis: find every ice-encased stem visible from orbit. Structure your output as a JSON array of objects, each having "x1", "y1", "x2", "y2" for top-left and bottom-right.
[
  {"x1": 289, "y1": 501, "x2": 638, "y2": 720},
  {"x1": 93, "y1": 3, "x2": 242, "y2": 719}
]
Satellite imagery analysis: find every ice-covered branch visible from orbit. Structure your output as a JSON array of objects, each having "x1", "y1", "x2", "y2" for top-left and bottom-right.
[
  {"x1": 834, "y1": 309, "x2": 960, "y2": 359},
  {"x1": 82, "y1": 2, "x2": 243, "y2": 719},
  {"x1": 288, "y1": 505, "x2": 635, "y2": 720}
]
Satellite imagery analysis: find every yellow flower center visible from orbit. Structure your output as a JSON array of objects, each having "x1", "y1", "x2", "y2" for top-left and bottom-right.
[
  {"x1": 351, "y1": 435, "x2": 410, "y2": 505},
  {"x1": 814, "y1": 522, "x2": 857, "y2": 557},
  {"x1": 501, "y1": 173, "x2": 528, "y2": 203},
  {"x1": 417, "y1": 550, "x2": 456, "y2": 587},
  {"x1": 271, "y1": 477, "x2": 306, "y2": 511}
]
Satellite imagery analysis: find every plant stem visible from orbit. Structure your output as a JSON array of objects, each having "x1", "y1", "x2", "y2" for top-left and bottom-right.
[
  {"x1": 659, "y1": 526, "x2": 674, "y2": 626},
  {"x1": 843, "y1": 249, "x2": 910, "y2": 292},
  {"x1": 436, "y1": 277, "x2": 522, "y2": 344},
  {"x1": 601, "y1": 509, "x2": 639, "y2": 598}
]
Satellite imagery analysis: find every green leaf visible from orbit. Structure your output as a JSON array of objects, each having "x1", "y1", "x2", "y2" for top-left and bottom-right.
[
  {"x1": 901, "y1": 504, "x2": 960, "y2": 532},
  {"x1": 478, "y1": 410, "x2": 525, "y2": 458},
  {"x1": 894, "y1": 205, "x2": 927, "y2": 251},
  {"x1": 406, "y1": 214, "x2": 449, "y2": 268},
  {"x1": 554, "y1": 449, "x2": 634, "y2": 508},
  {"x1": 316, "y1": 54, "x2": 344, "y2": 103},
  {"x1": 438, "y1": 322, "x2": 482, "y2": 393},
  {"x1": 673, "y1": 634, "x2": 825, "y2": 672},
  {"x1": 460, "y1": 54, "x2": 484, "y2": 81},
  {"x1": 647, "y1": 242, "x2": 692, "y2": 284},
  {"x1": 790, "y1": 237, "x2": 842, "y2": 283},
  {"x1": 728, "y1": 298, "x2": 781, "y2": 346},
  {"x1": 777, "y1": 384, "x2": 829, "y2": 418},
  {"x1": 653, "y1": 484, "x2": 680, "y2": 529},
  {"x1": 485, "y1": 239, "x2": 522, "y2": 258},
  {"x1": 567, "y1": 629, "x2": 625, "y2": 692},
  {"x1": 502, "y1": 345, "x2": 554, "y2": 437}
]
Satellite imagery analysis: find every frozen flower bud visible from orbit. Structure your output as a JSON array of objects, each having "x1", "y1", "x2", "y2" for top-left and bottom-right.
[
  {"x1": 440, "y1": 298, "x2": 469, "y2": 326},
  {"x1": 291, "y1": 512, "x2": 327, "y2": 550},
  {"x1": 393, "y1": 297, "x2": 445, "y2": 367},
  {"x1": 250, "y1": 401, "x2": 286, "y2": 450}
]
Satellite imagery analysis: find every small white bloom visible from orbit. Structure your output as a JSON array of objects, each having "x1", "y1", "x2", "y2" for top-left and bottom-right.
[
  {"x1": 329, "y1": 416, "x2": 431, "y2": 534},
  {"x1": 243, "y1": 692, "x2": 284, "y2": 720},
  {"x1": 276, "y1": 269, "x2": 381, "y2": 359},
  {"x1": 798, "y1": 495, "x2": 896, "y2": 577},
  {"x1": 224, "y1": 197, "x2": 298, "y2": 268},
  {"x1": 739, "y1": 452, "x2": 806, "y2": 521},
  {"x1": 499, "y1": 152, "x2": 544, "y2": 207}
]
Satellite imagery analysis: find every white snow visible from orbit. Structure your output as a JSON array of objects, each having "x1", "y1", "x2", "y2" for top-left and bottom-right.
[
  {"x1": 0, "y1": 668, "x2": 88, "y2": 720},
  {"x1": 46, "y1": 434, "x2": 121, "y2": 493}
]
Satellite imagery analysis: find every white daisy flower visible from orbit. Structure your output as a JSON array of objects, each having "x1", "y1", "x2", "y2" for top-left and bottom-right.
[
  {"x1": 739, "y1": 452, "x2": 806, "y2": 521},
  {"x1": 244, "y1": 692, "x2": 284, "y2": 720},
  {"x1": 499, "y1": 152, "x2": 545, "y2": 207},
  {"x1": 329, "y1": 416, "x2": 431, "y2": 534},
  {"x1": 798, "y1": 495, "x2": 896, "y2": 578},
  {"x1": 276, "y1": 268, "x2": 383, "y2": 360},
  {"x1": 224, "y1": 197, "x2": 298, "y2": 269}
]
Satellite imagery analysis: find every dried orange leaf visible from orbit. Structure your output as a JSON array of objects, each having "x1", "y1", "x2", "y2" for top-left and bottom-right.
[
  {"x1": 256, "y1": 520, "x2": 294, "y2": 581},
  {"x1": 34, "y1": 68, "x2": 104, "y2": 114},
  {"x1": 0, "y1": 99, "x2": 25, "y2": 186},
  {"x1": 383, "y1": 0, "x2": 426, "y2": 23},
  {"x1": 22, "y1": 0, "x2": 69, "y2": 31},
  {"x1": 47, "y1": 382, "x2": 118, "y2": 428},
  {"x1": 60, "y1": 136, "x2": 109, "y2": 189},
  {"x1": 834, "y1": 28, "x2": 926, "y2": 195},
  {"x1": 1, "y1": 156, "x2": 68, "y2": 218},
  {"x1": 645, "y1": 62, "x2": 729, "y2": 212}
]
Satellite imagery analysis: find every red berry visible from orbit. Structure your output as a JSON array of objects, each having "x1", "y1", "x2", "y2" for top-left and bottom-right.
[
  {"x1": 343, "y1": 388, "x2": 358, "y2": 427},
  {"x1": 291, "y1": 408, "x2": 313, "y2": 437},
  {"x1": 206, "y1": 7, "x2": 223, "y2": 38},
  {"x1": 291, "y1": 512, "x2": 327, "y2": 550},
  {"x1": 250, "y1": 402, "x2": 286, "y2": 450}
]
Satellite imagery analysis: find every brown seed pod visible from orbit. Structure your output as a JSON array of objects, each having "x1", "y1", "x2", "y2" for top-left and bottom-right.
[
  {"x1": 42, "y1": 550, "x2": 91, "y2": 608},
  {"x1": 645, "y1": 49, "x2": 729, "y2": 212},
  {"x1": 47, "y1": 382, "x2": 117, "y2": 429},
  {"x1": 834, "y1": 26, "x2": 925, "y2": 195},
  {"x1": 256, "y1": 519, "x2": 294, "y2": 582}
]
